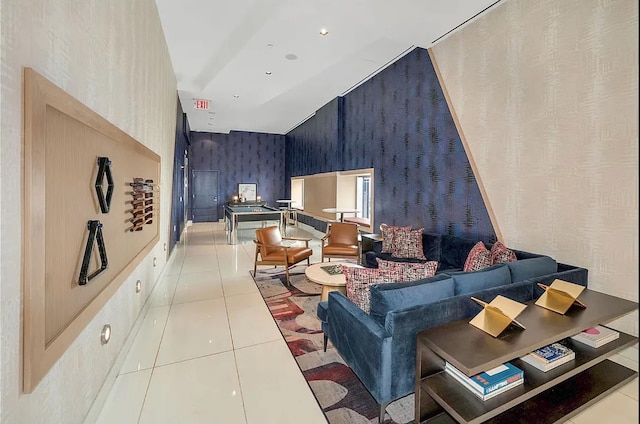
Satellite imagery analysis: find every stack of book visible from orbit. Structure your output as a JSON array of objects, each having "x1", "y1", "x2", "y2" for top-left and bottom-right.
[
  {"x1": 571, "y1": 325, "x2": 620, "y2": 348},
  {"x1": 520, "y1": 342, "x2": 575, "y2": 372},
  {"x1": 444, "y1": 362, "x2": 524, "y2": 401}
]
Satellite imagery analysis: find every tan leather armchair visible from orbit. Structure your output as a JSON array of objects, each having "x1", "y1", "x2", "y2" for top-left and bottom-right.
[
  {"x1": 253, "y1": 226, "x2": 313, "y2": 286},
  {"x1": 321, "y1": 222, "x2": 360, "y2": 263}
]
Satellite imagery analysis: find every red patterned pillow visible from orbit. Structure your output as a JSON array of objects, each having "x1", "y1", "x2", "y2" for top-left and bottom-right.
[
  {"x1": 463, "y1": 242, "x2": 492, "y2": 272},
  {"x1": 376, "y1": 258, "x2": 438, "y2": 281},
  {"x1": 490, "y1": 241, "x2": 517, "y2": 264},
  {"x1": 380, "y1": 224, "x2": 411, "y2": 253},
  {"x1": 390, "y1": 228, "x2": 427, "y2": 260},
  {"x1": 343, "y1": 266, "x2": 404, "y2": 313}
]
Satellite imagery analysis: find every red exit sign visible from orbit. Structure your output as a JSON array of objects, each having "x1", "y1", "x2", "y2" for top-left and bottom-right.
[{"x1": 193, "y1": 99, "x2": 210, "y2": 110}]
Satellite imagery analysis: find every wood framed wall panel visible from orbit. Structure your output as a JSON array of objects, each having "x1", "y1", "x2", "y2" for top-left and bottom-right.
[{"x1": 22, "y1": 68, "x2": 161, "y2": 392}]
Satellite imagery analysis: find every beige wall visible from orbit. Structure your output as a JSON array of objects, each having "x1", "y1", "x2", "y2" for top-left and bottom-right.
[
  {"x1": 1, "y1": 1, "x2": 176, "y2": 422},
  {"x1": 431, "y1": 0, "x2": 638, "y2": 335}
]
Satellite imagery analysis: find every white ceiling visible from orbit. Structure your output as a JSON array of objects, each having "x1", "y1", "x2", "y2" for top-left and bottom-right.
[{"x1": 155, "y1": 0, "x2": 500, "y2": 134}]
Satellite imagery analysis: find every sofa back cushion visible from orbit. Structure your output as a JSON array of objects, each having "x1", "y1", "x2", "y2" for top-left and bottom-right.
[
  {"x1": 421, "y1": 233, "x2": 442, "y2": 262},
  {"x1": 440, "y1": 235, "x2": 480, "y2": 269},
  {"x1": 507, "y1": 256, "x2": 557, "y2": 282},
  {"x1": 369, "y1": 274, "x2": 454, "y2": 325},
  {"x1": 451, "y1": 264, "x2": 512, "y2": 295}
]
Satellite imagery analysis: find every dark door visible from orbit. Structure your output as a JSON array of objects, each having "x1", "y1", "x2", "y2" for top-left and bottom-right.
[{"x1": 192, "y1": 170, "x2": 219, "y2": 222}]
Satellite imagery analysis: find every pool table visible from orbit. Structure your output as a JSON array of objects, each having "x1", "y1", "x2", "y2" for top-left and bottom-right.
[{"x1": 224, "y1": 204, "x2": 284, "y2": 244}]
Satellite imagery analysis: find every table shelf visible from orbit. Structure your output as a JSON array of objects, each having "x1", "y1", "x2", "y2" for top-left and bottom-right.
[{"x1": 415, "y1": 289, "x2": 638, "y2": 424}]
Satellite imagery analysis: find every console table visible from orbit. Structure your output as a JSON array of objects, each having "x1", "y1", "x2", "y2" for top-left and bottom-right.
[{"x1": 415, "y1": 289, "x2": 638, "y2": 423}]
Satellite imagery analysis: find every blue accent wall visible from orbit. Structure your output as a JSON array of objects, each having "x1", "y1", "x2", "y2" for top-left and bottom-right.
[
  {"x1": 189, "y1": 131, "x2": 286, "y2": 218},
  {"x1": 169, "y1": 97, "x2": 190, "y2": 254},
  {"x1": 285, "y1": 47, "x2": 496, "y2": 243}
]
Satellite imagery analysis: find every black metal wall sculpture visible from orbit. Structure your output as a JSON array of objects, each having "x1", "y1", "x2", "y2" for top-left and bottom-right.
[
  {"x1": 95, "y1": 157, "x2": 114, "y2": 213},
  {"x1": 78, "y1": 220, "x2": 108, "y2": 285}
]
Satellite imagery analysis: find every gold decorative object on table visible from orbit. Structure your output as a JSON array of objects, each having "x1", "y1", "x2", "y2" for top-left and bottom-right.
[
  {"x1": 469, "y1": 295, "x2": 527, "y2": 337},
  {"x1": 535, "y1": 279, "x2": 586, "y2": 314}
]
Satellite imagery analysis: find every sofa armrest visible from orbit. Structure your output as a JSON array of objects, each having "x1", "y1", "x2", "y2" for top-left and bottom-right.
[
  {"x1": 530, "y1": 263, "x2": 589, "y2": 297},
  {"x1": 326, "y1": 292, "x2": 393, "y2": 402}
]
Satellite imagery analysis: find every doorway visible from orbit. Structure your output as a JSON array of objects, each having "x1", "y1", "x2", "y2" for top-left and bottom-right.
[{"x1": 192, "y1": 170, "x2": 219, "y2": 222}]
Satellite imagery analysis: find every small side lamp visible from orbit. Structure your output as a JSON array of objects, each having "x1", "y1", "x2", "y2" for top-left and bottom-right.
[
  {"x1": 232, "y1": 195, "x2": 239, "y2": 203},
  {"x1": 256, "y1": 195, "x2": 261, "y2": 202}
]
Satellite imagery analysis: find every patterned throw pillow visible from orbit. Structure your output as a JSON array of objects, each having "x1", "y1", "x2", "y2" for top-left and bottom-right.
[
  {"x1": 343, "y1": 266, "x2": 404, "y2": 313},
  {"x1": 390, "y1": 228, "x2": 427, "y2": 260},
  {"x1": 376, "y1": 258, "x2": 438, "y2": 280},
  {"x1": 380, "y1": 224, "x2": 411, "y2": 253},
  {"x1": 463, "y1": 242, "x2": 492, "y2": 272},
  {"x1": 490, "y1": 241, "x2": 517, "y2": 264}
]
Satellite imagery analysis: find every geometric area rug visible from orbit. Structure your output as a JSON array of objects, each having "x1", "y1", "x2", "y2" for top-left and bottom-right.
[{"x1": 251, "y1": 264, "x2": 414, "y2": 424}]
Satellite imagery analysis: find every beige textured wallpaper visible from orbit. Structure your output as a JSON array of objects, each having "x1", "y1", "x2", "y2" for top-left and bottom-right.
[
  {"x1": 431, "y1": 0, "x2": 638, "y2": 335},
  {"x1": 1, "y1": 1, "x2": 176, "y2": 422}
]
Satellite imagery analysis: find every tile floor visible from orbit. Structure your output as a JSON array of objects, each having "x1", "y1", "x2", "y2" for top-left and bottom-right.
[{"x1": 91, "y1": 222, "x2": 638, "y2": 424}]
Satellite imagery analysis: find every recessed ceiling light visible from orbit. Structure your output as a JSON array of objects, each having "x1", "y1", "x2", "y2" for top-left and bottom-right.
[
  {"x1": 208, "y1": 111, "x2": 215, "y2": 114},
  {"x1": 233, "y1": 94, "x2": 240, "y2": 98},
  {"x1": 285, "y1": 53, "x2": 298, "y2": 60},
  {"x1": 265, "y1": 71, "x2": 272, "y2": 75},
  {"x1": 319, "y1": 28, "x2": 328, "y2": 36},
  {"x1": 267, "y1": 43, "x2": 274, "y2": 47}
]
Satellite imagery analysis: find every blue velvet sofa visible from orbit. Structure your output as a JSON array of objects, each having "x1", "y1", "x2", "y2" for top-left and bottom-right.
[{"x1": 317, "y1": 234, "x2": 588, "y2": 422}]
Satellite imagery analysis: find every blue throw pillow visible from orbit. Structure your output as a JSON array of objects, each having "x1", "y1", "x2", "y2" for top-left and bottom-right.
[
  {"x1": 451, "y1": 264, "x2": 512, "y2": 295},
  {"x1": 507, "y1": 256, "x2": 557, "y2": 282},
  {"x1": 369, "y1": 275, "x2": 454, "y2": 325}
]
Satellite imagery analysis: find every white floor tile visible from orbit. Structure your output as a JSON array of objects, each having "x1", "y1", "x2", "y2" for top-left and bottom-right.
[
  {"x1": 95, "y1": 369, "x2": 152, "y2": 424},
  {"x1": 155, "y1": 298, "x2": 233, "y2": 366},
  {"x1": 225, "y1": 292, "x2": 282, "y2": 349},
  {"x1": 619, "y1": 377, "x2": 639, "y2": 401},
  {"x1": 120, "y1": 306, "x2": 170, "y2": 374},
  {"x1": 147, "y1": 274, "x2": 179, "y2": 307},
  {"x1": 172, "y1": 271, "x2": 224, "y2": 304},
  {"x1": 222, "y1": 274, "x2": 259, "y2": 297},
  {"x1": 140, "y1": 352, "x2": 246, "y2": 424},
  {"x1": 235, "y1": 339, "x2": 326, "y2": 424},
  {"x1": 180, "y1": 255, "x2": 220, "y2": 273},
  {"x1": 571, "y1": 391, "x2": 638, "y2": 423}
]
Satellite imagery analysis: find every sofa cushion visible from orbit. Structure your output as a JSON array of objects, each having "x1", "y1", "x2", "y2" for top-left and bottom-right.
[
  {"x1": 421, "y1": 233, "x2": 442, "y2": 261},
  {"x1": 380, "y1": 224, "x2": 411, "y2": 253},
  {"x1": 390, "y1": 228, "x2": 427, "y2": 260},
  {"x1": 440, "y1": 235, "x2": 479, "y2": 269},
  {"x1": 369, "y1": 275, "x2": 455, "y2": 325},
  {"x1": 463, "y1": 241, "x2": 492, "y2": 272},
  {"x1": 376, "y1": 258, "x2": 437, "y2": 280},
  {"x1": 452, "y1": 264, "x2": 512, "y2": 295},
  {"x1": 343, "y1": 266, "x2": 404, "y2": 313},
  {"x1": 491, "y1": 241, "x2": 517, "y2": 264},
  {"x1": 507, "y1": 256, "x2": 557, "y2": 282}
]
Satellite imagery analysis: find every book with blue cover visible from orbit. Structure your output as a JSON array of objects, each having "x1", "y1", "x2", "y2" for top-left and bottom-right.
[
  {"x1": 530, "y1": 342, "x2": 572, "y2": 362},
  {"x1": 444, "y1": 361, "x2": 524, "y2": 395},
  {"x1": 520, "y1": 342, "x2": 575, "y2": 372}
]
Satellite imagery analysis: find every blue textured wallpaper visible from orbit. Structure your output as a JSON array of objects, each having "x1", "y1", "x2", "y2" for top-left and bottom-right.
[
  {"x1": 286, "y1": 47, "x2": 496, "y2": 243},
  {"x1": 169, "y1": 98, "x2": 190, "y2": 253},
  {"x1": 285, "y1": 97, "x2": 344, "y2": 178},
  {"x1": 189, "y1": 131, "x2": 286, "y2": 218}
]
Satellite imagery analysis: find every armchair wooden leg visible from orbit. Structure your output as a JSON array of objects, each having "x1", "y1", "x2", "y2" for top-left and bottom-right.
[
  {"x1": 284, "y1": 265, "x2": 291, "y2": 287},
  {"x1": 323, "y1": 334, "x2": 328, "y2": 352}
]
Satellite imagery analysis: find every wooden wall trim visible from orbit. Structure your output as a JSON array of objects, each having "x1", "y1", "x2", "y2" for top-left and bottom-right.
[{"x1": 22, "y1": 68, "x2": 161, "y2": 392}]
